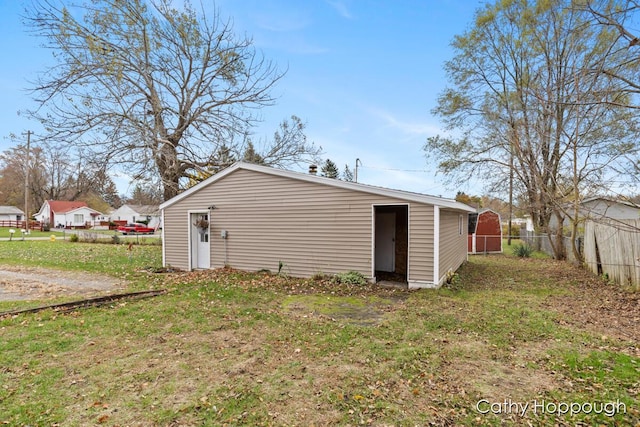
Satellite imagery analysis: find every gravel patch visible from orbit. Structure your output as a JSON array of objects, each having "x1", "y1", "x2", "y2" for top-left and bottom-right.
[{"x1": 0, "y1": 265, "x2": 125, "y2": 301}]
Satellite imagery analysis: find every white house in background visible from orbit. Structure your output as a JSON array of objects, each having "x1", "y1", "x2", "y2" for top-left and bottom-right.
[
  {"x1": 110, "y1": 204, "x2": 161, "y2": 228},
  {"x1": 0, "y1": 206, "x2": 24, "y2": 222},
  {"x1": 34, "y1": 200, "x2": 106, "y2": 228}
]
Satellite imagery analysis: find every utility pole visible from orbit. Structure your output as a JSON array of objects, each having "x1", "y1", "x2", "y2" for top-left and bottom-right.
[
  {"x1": 508, "y1": 121, "x2": 516, "y2": 246},
  {"x1": 23, "y1": 130, "x2": 32, "y2": 231},
  {"x1": 355, "y1": 158, "x2": 362, "y2": 183}
]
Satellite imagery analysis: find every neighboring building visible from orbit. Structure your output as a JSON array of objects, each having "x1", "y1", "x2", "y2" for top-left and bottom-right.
[
  {"x1": 523, "y1": 215, "x2": 535, "y2": 232},
  {"x1": 579, "y1": 197, "x2": 640, "y2": 221},
  {"x1": 34, "y1": 200, "x2": 106, "y2": 228},
  {"x1": 468, "y1": 209, "x2": 503, "y2": 254},
  {"x1": 110, "y1": 204, "x2": 161, "y2": 228},
  {"x1": 549, "y1": 197, "x2": 640, "y2": 230},
  {"x1": 0, "y1": 206, "x2": 25, "y2": 222},
  {"x1": 509, "y1": 217, "x2": 528, "y2": 228},
  {"x1": 160, "y1": 162, "x2": 475, "y2": 289}
]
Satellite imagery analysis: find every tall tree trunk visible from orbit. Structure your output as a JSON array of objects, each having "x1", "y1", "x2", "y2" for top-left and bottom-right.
[
  {"x1": 156, "y1": 141, "x2": 181, "y2": 201},
  {"x1": 548, "y1": 210, "x2": 567, "y2": 260}
]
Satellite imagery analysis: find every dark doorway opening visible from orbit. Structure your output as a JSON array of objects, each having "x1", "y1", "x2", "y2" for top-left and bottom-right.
[{"x1": 374, "y1": 205, "x2": 408, "y2": 283}]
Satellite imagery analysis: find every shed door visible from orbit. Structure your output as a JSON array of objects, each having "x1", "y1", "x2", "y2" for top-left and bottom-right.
[
  {"x1": 190, "y1": 213, "x2": 210, "y2": 269},
  {"x1": 375, "y1": 212, "x2": 396, "y2": 272}
]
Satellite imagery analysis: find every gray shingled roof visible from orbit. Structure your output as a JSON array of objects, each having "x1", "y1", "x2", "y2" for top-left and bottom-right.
[
  {"x1": 0, "y1": 206, "x2": 24, "y2": 215},
  {"x1": 127, "y1": 204, "x2": 160, "y2": 215}
]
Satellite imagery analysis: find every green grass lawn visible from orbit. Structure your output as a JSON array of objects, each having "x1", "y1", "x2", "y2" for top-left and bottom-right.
[
  {"x1": 0, "y1": 243, "x2": 637, "y2": 426},
  {"x1": 0, "y1": 239, "x2": 161, "y2": 273}
]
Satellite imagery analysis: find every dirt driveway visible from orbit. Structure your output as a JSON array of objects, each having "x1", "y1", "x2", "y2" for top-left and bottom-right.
[{"x1": 0, "y1": 265, "x2": 125, "y2": 301}]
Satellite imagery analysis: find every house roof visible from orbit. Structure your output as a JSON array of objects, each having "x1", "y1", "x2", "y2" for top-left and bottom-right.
[
  {"x1": 0, "y1": 206, "x2": 24, "y2": 215},
  {"x1": 581, "y1": 196, "x2": 640, "y2": 210},
  {"x1": 127, "y1": 204, "x2": 160, "y2": 215},
  {"x1": 160, "y1": 162, "x2": 476, "y2": 212},
  {"x1": 47, "y1": 200, "x2": 89, "y2": 214},
  {"x1": 65, "y1": 206, "x2": 105, "y2": 216},
  {"x1": 478, "y1": 208, "x2": 502, "y2": 217}
]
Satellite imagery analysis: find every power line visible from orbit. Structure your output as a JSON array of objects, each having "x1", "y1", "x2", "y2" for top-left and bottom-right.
[{"x1": 359, "y1": 165, "x2": 431, "y2": 173}]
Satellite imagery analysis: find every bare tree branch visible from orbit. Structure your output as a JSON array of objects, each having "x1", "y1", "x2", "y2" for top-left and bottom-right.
[
  {"x1": 23, "y1": 0, "x2": 316, "y2": 200},
  {"x1": 426, "y1": 0, "x2": 640, "y2": 260}
]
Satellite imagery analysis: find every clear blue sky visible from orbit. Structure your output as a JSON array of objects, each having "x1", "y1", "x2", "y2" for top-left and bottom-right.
[{"x1": 0, "y1": 0, "x2": 484, "y2": 198}]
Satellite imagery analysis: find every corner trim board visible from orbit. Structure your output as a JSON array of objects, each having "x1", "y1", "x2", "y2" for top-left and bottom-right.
[{"x1": 433, "y1": 205, "x2": 440, "y2": 286}]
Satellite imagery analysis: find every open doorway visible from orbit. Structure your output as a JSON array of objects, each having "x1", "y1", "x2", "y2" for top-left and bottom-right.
[{"x1": 374, "y1": 205, "x2": 408, "y2": 283}]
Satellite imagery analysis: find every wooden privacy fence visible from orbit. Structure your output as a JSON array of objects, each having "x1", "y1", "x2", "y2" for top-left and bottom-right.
[
  {"x1": 584, "y1": 219, "x2": 640, "y2": 290},
  {"x1": 0, "y1": 220, "x2": 41, "y2": 230}
]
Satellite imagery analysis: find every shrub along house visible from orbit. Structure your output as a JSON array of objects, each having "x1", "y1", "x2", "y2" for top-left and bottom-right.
[{"x1": 159, "y1": 162, "x2": 475, "y2": 288}]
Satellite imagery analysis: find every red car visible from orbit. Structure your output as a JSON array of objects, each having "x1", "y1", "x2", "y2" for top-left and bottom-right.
[{"x1": 117, "y1": 223, "x2": 155, "y2": 235}]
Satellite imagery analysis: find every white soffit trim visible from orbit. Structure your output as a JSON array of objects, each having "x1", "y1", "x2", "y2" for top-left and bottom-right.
[
  {"x1": 370, "y1": 206, "x2": 375, "y2": 280},
  {"x1": 161, "y1": 210, "x2": 166, "y2": 267},
  {"x1": 433, "y1": 205, "x2": 440, "y2": 287}
]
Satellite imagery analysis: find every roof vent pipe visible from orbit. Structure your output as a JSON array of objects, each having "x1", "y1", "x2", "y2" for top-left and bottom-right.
[{"x1": 309, "y1": 164, "x2": 318, "y2": 175}]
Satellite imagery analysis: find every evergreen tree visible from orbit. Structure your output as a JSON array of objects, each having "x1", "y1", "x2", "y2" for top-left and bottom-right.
[
  {"x1": 321, "y1": 159, "x2": 339, "y2": 179},
  {"x1": 243, "y1": 141, "x2": 265, "y2": 165}
]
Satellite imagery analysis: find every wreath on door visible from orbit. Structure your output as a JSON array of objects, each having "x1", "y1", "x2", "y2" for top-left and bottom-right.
[{"x1": 194, "y1": 217, "x2": 209, "y2": 233}]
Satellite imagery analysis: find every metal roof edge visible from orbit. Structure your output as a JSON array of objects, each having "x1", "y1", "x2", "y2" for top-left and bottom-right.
[{"x1": 582, "y1": 196, "x2": 640, "y2": 209}]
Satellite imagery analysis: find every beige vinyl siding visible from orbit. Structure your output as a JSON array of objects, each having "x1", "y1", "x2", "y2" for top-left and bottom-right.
[
  {"x1": 162, "y1": 207, "x2": 191, "y2": 270},
  {"x1": 407, "y1": 204, "x2": 435, "y2": 283},
  {"x1": 438, "y1": 210, "x2": 468, "y2": 283},
  {"x1": 163, "y1": 168, "x2": 416, "y2": 278}
]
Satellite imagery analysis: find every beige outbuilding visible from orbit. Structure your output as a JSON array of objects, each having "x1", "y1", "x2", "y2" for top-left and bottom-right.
[{"x1": 159, "y1": 162, "x2": 475, "y2": 288}]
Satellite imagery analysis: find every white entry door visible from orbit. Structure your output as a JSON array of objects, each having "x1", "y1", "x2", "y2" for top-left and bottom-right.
[
  {"x1": 375, "y1": 212, "x2": 396, "y2": 272},
  {"x1": 190, "y1": 213, "x2": 210, "y2": 269}
]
